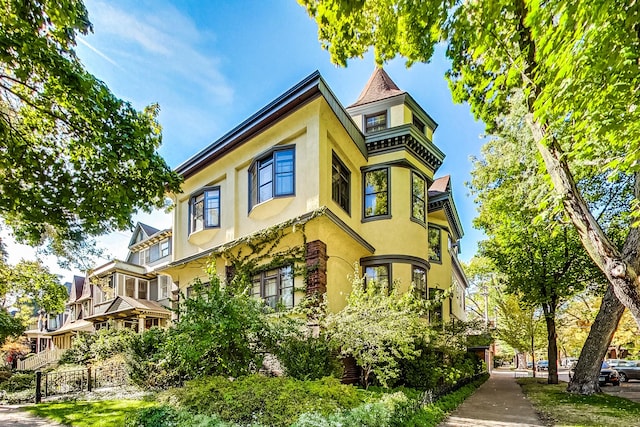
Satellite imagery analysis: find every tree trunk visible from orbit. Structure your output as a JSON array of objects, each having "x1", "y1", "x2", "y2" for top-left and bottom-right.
[
  {"x1": 567, "y1": 285, "x2": 625, "y2": 394},
  {"x1": 544, "y1": 305, "x2": 559, "y2": 384},
  {"x1": 530, "y1": 335, "x2": 536, "y2": 378},
  {"x1": 528, "y1": 119, "x2": 640, "y2": 328}
]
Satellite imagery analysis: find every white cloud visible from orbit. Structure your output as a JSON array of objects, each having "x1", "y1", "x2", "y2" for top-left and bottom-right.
[{"x1": 83, "y1": 0, "x2": 234, "y2": 103}]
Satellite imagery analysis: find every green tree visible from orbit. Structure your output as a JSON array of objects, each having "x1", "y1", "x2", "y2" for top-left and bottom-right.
[
  {"x1": 0, "y1": 0, "x2": 182, "y2": 255},
  {"x1": 0, "y1": 259, "x2": 68, "y2": 331},
  {"x1": 469, "y1": 98, "x2": 601, "y2": 384},
  {"x1": 325, "y1": 268, "x2": 427, "y2": 388},
  {"x1": 300, "y1": 0, "x2": 640, "y2": 394},
  {"x1": 162, "y1": 265, "x2": 272, "y2": 381}
]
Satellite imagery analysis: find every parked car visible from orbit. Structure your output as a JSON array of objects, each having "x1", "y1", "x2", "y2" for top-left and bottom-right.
[
  {"x1": 605, "y1": 358, "x2": 623, "y2": 367},
  {"x1": 537, "y1": 360, "x2": 549, "y2": 371},
  {"x1": 615, "y1": 360, "x2": 640, "y2": 382},
  {"x1": 600, "y1": 362, "x2": 620, "y2": 386}
]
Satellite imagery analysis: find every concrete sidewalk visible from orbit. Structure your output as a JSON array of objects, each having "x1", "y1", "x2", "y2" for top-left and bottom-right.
[
  {"x1": 439, "y1": 369, "x2": 545, "y2": 427},
  {"x1": 0, "y1": 405, "x2": 64, "y2": 426}
]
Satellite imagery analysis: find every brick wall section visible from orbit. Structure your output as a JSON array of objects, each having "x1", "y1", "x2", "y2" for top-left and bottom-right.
[{"x1": 305, "y1": 240, "x2": 327, "y2": 296}]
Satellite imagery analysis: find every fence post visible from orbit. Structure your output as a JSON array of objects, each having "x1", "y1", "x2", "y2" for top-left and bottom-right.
[
  {"x1": 35, "y1": 371, "x2": 42, "y2": 404},
  {"x1": 87, "y1": 366, "x2": 92, "y2": 392}
]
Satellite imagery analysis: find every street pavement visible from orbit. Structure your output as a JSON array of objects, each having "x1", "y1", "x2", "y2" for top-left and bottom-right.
[{"x1": 439, "y1": 368, "x2": 545, "y2": 427}]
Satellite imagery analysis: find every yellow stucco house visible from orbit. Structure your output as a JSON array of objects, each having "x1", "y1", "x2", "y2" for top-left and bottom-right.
[{"x1": 161, "y1": 68, "x2": 467, "y2": 322}]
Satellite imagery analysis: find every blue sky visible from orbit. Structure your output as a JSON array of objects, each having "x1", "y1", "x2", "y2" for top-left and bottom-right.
[{"x1": 5, "y1": 0, "x2": 487, "y2": 282}]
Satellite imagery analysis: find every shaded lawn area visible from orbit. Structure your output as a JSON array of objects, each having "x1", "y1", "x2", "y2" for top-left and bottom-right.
[
  {"x1": 518, "y1": 378, "x2": 640, "y2": 427},
  {"x1": 25, "y1": 399, "x2": 157, "y2": 427}
]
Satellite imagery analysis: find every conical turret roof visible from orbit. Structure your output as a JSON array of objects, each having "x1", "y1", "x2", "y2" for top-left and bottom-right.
[{"x1": 348, "y1": 67, "x2": 405, "y2": 108}]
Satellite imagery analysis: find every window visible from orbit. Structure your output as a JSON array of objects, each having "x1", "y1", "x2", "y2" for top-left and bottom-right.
[
  {"x1": 158, "y1": 275, "x2": 170, "y2": 299},
  {"x1": 413, "y1": 114, "x2": 426, "y2": 133},
  {"x1": 125, "y1": 277, "x2": 135, "y2": 298},
  {"x1": 412, "y1": 266, "x2": 427, "y2": 299},
  {"x1": 138, "y1": 280, "x2": 148, "y2": 299},
  {"x1": 190, "y1": 187, "x2": 220, "y2": 233},
  {"x1": 250, "y1": 148, "x2": 295, "y2": 208},
  {"x1": 428, "y1": 226, "x2": 442, "y2": 262},
  {"x1": 364, "y1": 264, "x2": 390, "y2": 291},
  {"x1": 365, "y1": 111, "x2": 387, "y2": 133},
  {"x1": 412, "y1": 173, "x2": 426, "y2": 223},
  {"x1": 364, "y1": 169, "x2": 389, "y2": 218},
  {"x1": 428, "y1": 288, "x2": 443, "y2": 324},
  {"x1": 160, "y1": 239, "x2": 170, "y2": 258},
  {"x1": 251, "y1": 266, "x2": 294, "y2": 309},
  {"x1": 332, "y1": 154, "x2": 350, "y2": 213}
]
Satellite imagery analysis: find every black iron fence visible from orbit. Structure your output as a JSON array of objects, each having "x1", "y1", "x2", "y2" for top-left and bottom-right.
[{"x1": 35, "y1": 364, "x2": 128, "y2": 403}]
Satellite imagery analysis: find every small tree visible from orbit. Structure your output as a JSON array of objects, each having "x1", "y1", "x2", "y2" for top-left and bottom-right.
[
  {"x1": 325, "y1": 268, "x2": 427, "y2": 388},
  {"x1": 162, "y1": 265, "x2": 271, "y2": 380}
]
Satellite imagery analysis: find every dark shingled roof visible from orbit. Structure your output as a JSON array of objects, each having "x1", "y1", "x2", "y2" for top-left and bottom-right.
[
  {"x1": 348, "y1": 67, "x2": 406, "y2": 108},
  {"x1": 139, "y1": 223, "x2": 160, "y2": 237}
]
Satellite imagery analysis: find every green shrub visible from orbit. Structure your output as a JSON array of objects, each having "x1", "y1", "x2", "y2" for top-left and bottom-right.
[
  {"x1": 0, "y1": 372, "x2": 35, "y2": 392},
  {"x1": 164, "y1": 375, "x2": 364, "y2": 427},
  {"x1": 124, "y1": 405, "x2": 234, "y2": 427},
  {"x1": 60, "y1": 326, "x2": 136, "y2": 365},
  {"x1": 275, "y1": 334, "x2": 341, "y2": 380},
  {"x1": 398, "y1": 343, "x2": 444, "y2": 390},
  {"x1": 127, "y1": 327, "x2": 180, "y2": 390}
]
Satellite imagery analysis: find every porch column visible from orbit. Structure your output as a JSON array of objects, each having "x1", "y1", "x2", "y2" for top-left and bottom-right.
[{"x1": 138, "y1": 315, "x2": 146, "y2": 333}]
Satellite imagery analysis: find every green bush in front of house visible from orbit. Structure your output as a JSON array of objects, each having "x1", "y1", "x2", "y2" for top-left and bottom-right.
[
  {"x1": 60, "y1": 325, "x2": 137, "y2": 365},
  {"x1": 273, "y1": 332, "x2": 342, "y2": 380},
  {"x1": 0, "y1": 371, "x2": 35, "y2": 392},
  {"x1": 161, "y1": 375, "x2": 365, "y2": 427}
]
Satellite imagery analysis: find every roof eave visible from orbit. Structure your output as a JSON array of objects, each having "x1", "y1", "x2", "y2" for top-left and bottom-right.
[{"x1": 175, "y1": 71, "x2": 366, "y2": 180}]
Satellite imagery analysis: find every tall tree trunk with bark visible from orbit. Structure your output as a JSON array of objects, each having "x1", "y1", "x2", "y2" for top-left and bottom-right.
[
  {"x1": 543, "y1": 303, "x2": 559, "y2": 384},
  {"x1": 567, "y1": 286, "x2": 625, "y2": 394}
]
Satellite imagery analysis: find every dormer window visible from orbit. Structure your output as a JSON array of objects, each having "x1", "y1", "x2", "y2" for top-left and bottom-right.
[
  {"x1": 249, "y1": 147, "x2": 295, "y2": 209},
  {"x1": 190, "y1": 187, "x2": 220, "y2": 233},
  {"x1": 365, "y1": 111, "x2": 387, "y2": 133}
]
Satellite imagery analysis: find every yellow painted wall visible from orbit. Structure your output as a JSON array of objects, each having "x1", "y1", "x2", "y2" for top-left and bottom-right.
[{"x1": 166, "y1": 89, "x2": 464, "y2": 319}]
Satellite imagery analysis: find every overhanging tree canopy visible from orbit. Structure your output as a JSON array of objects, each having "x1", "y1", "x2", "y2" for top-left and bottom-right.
[{"x1": 0, "y1": 0, "x2": 182, "y2": 252}]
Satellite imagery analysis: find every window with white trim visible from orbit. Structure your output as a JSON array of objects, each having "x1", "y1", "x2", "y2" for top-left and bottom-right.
[
  {"x1": 158, "y1": 275, "x2": 170, "y2": 300},
  {"x1": 190, "y1": 187, "x2": 220, "y2": 233}
]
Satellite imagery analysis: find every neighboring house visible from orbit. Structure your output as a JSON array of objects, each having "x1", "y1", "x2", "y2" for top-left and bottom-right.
[
  {"x1": 163, "y1": 68, "x2": 468, "y2": 321},
  {"x1": 49, "y1": 223, "x2": 175, "y2": 351}
]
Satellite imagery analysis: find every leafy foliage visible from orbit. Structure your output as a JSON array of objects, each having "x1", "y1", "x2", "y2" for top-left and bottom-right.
[
  {"x1": 163, "y1": 375, "x2": 364, "y2": 427},
  {"x1": 124, "y1": 405, "x2": 233, "y2": 427},
  {"x1": 60, "y1": 326, "x2": 136, "y2": 365},
  {"x1": 126, "y1": 327, "x2": 180, "y2": 390},
  {"x1": 0, "y1": 0, "x2": 182, "y2": 254},
  {"x1": 274, "y1": 332, "x2": 342, "y2": 380},
  {"x1": 162, "y1": 266, "x2": 272, "y2": 381},
  {"x1": 324, "y1": 268, "x2": 428, "y2": 388}
]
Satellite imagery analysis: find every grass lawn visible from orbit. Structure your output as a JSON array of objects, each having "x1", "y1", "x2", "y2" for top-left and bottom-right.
[
  {"x1": 25, "y1": 399, "x2": 157, "y2": 427},
  {"x1": 518, "y1": 378, "x2": 640, "y2": 427}
]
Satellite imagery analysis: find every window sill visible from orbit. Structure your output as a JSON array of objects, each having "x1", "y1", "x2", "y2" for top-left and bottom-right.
[
  {"x1": 249, "y1": 195, "x2": 294, "y2": 220},
  {"x1": 188, "y1": 227, "x2": 220, "y2": 246},
  {"x1": 361, "y1": 214, "x2": 392, "y2": 223}
]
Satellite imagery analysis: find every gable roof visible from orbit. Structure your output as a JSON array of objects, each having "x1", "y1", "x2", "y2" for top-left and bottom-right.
[
  {"x1": 128, "y1": 222, "x2": 162, "y2": 247},
  {"x1": 175, "y1": 71, "x2": 366, "y2": 179},
  {"x1": 348, "y1": 67, "x2": 406, "y2": 108},
  {"x1": 68, "y1": 275, "x2": 85, "y2": 303}
]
